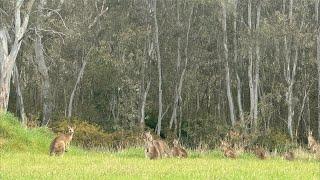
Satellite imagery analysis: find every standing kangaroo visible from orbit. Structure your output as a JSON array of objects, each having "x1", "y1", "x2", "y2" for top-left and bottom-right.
[
  {"x1": 143, "y1": 131, "x2": 170, "y2": 158},
  {"x1": 50, "y1": 126, "x2": 75, "y2": 156},
  {"x1": 308, "y1": 131, "x2": 320, "y2": 153},
  {"x1": 144, "y1": 138, "x2": 160, "y2": 160},
  {"x1": 171, "y1": 139, "x2": 188, "y2": 158},
  {"x1": 220, "y1": 140, "x2": 237, "y2": 158}
]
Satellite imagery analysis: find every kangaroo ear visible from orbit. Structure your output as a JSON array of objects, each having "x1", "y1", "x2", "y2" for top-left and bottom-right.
[
  {"x1": 67, "y1": 125, "x2": 71, "y2": 129},
  {"x1": 73, "y1": 126, "x2": 76, "y2": 130}
]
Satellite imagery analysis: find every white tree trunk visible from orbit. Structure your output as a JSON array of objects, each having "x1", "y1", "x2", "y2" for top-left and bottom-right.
[
  {"x1": 222, "y1": 2, "x2": 235, "y2": 126},
  {"x1": 253, "y1": 2, "x2": 261, "y2": 130},
  {"x1": 233, "y1": 0, "x2": 244, "y2": 123},
  {"x1": 153, "y1": 0, "x2": 163, "y2": 136},
  {"x1": 248, "y1": 0, "x2": 255, "y2": 128},
  {"x1": 0, "y1": 0, "x2": 35, "y2": 112},
  {"x1": 68, "y1": 60, "x2": 88, "y2": 118},
  {"x1": 13, "y1": 64, "x2": 26, "y2": 126}
]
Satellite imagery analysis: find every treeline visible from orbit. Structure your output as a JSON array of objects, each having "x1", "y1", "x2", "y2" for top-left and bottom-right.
[{"x1": 1, "y1": 0, "x2": 320, "y2": 147}]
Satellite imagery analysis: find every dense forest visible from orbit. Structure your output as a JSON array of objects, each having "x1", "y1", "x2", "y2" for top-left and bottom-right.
[{"x1": 1, "y1": 0, "x2": 320, "y2": 148}]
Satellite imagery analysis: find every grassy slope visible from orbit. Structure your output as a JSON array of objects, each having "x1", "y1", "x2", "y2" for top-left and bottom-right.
[{"x1": 0, "y1": 113, "x2": 319, "y2": 179}]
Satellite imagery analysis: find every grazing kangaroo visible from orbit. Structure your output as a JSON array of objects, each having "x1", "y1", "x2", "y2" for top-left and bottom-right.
[
  {"x1": 220, "y1": 140, "x2": 237, "y2": 159},
  {"x1": 308, "y1": 131, "x2": 320, "y2": 153},
  {"x1": 143, "y1": 131, "x2": 170, "y2": 158},
  {"x1": 253, "y1": 146, "x2": 267, "y2": 160},
  {"x1": 171, "y1": 139, "x2": 188, "y2": 158},
  {"x1": 50, "y1": 126, "x2": 75, "y2": 156},
  {"x1": 284, "y1": 151, "x2": 294, "y2": 161}
]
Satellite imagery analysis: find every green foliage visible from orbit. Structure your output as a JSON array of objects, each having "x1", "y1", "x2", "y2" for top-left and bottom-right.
[
  {"x1": 254, "y1": 130, "x2": 292, "y2": 152},
  {"x1": 51, "y1": 118, "x2": 143, "y2": 150},
  {"x1": 0, "y1": 112, "x2": 53, "y2": 153}
]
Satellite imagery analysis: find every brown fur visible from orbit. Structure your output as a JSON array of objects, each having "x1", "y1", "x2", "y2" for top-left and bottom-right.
[
  {"x1": 171, "y1": 139, "x2": 188, "y2": 158},
  {"x1": 143, "y1": 131, "x2": 170, "y2": 158},
  {"x1": 220, "y1": 140, "x2": 237, "y2": 158},
  {"x1": 50, "y1": 126, "x2": 75, "y2": 156},
  {"x1": 253, "y1": 146, "x2": 267, "y2": 160},
  {"x1": 284, "y1": 151, "x2": 294, "y2": 161},
  {"x1": 308, "y1": 131, "x2": 320, "y2": 153},
  {"x1": 144, "y1": 140, "x2": 159, "y2": 159}
]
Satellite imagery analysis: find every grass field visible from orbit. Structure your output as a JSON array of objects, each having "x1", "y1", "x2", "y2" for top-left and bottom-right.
[
  {"x1": 1, "y1": 113, "x2": 320, "y2": 179},
  {"x1": 1, "y1": 149, "x2": 320, "y2": 180}
]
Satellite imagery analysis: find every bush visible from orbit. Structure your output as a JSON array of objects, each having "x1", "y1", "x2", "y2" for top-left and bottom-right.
[
  {"x1": 51, "y1": 118, "x2": 143, "y2": 150},
  {"x1": 254, "y1": 130, "x2": 293, "y2": 152}
]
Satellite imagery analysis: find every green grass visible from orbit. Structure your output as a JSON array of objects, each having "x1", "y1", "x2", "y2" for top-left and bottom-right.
[
  {"x1": 0, "y1": 113, "x2": 319, "y2": 179},
  {"x1": 1, "y1": 149, "x2": 319, "y2": 180}
]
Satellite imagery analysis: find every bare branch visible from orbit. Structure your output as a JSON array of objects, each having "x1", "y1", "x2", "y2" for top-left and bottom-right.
[{"x1": 88, "y1": 4, "x2": 109, "y2": 29}]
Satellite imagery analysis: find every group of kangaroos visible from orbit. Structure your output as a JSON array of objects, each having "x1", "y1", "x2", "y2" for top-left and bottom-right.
[{"x1": 49, "y1": 126, "x2": 320, "y2": 161}]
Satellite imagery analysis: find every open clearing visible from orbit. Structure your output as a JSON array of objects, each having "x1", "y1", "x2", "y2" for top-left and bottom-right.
[{"x1": 1, "y1": 149, "x2": 319, "y2": 180}]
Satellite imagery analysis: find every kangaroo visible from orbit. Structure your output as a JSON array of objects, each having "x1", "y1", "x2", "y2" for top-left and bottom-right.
[
  {"x1": 220, "y1": 140, "x2": 237, "y2": 159},
  {"x1": 143, "y1": 131, "x2": 170, "y2": 158},
  {"x1": 50, "y1": 126, "x2": 75, "y2": 156},
  {"x1": 144, "y1": 139, "x2": 160, "y2": 160},
  {"x1": 308, "y1": 131, "x2": 320, "y2": 153},
  {"x1": 283, "y1": 151, "x2": 294, "y2": 161},
  {"x1": 253, "y1": 146, "x2": 267, "y2": 160},
  {"x1": 171, "y1": 139, "x2": 188, "y2": 158}
]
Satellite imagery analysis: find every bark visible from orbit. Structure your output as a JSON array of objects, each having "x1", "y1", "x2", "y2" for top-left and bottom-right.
[
  {"x1": 13, "y1": 64, "x2": 26, "y2": 126},
  {"x1": 34, "y1": 34, "x2": 52, "y2": 126},
  {"x1": 139, "y1": 43, "x2": 151, "y2": 129},
  {"x1": 153, "y1": 0, "x2": 163, "y2": 136},
  {"x1": 233, "y1": 0, "x2": 244, "y2": 123},
  {"x1": 0, "y1": 0, "x2": 35, "y2": 112},
  {"x1": 318, "y1": 29, "x2": 320, "y2": 139},
  {"x1": 285, "y1": 43, "x2": 298, "y2": 140},
  {"x1": 222, "y1": 2, "x2": 235, "y2": 126},
  {"x1": 316, "y1": 0, "x2": 320, "y2": 140},
  {"x1": 68, "y1": 58, "x2": 88, "y2": 118},
  {"x1": 170, "y1": 0, "x2": 182, "y2": 132},
  {"x1": 248, "y1": 0, "x2": 255, "y2": 128},
  {"x1": 289, "y1": 0, "x2": 293, "y2": 25},
  {"x1": 253, "y1": 2, "x2": 261, "y2": 131},
  {"x1": 170, "y1": 3, "x2": 194, "y2": 135}
]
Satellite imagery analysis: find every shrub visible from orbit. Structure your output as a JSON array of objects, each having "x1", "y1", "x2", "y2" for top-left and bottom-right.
[
  {"x1": 51, "y1": 118, "x2": 143, "y2": 150},
  {"x1": 254, "y1": 130, "x2": 293, "y2": 152}
]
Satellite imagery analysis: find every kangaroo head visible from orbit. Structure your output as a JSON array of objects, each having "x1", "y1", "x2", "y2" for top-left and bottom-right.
[
  {"x1": 67, "y1": 126, "x2": 75, "y2": 134},
  {"x1": 220, "y1": 139, "x2": 229, "y2": 148},
  {"x1": 143, "y1": 131, "x2": 153, "y2": 142},
  {"x1": 173, "y1": 139, "x2": 179, "y2": 147}
]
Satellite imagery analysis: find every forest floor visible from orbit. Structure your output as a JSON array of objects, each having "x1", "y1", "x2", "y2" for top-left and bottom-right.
[{"x1": 1, "y1": 113, "x2": 319, "y2": 179}]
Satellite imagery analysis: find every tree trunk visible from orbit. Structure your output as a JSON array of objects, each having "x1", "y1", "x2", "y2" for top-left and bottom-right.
[
  {"x1": 286, "y1": 44, "x2": 298, "y2": 140},
  {"x1": 248, "y1": 0, "x2": 255, "y2": 129},
  {"x1": 233, "y1": 0, "x2": 244, "y2": 123},
  {"x1": 253, "y1": 2, "x2": 261, "y2": 131},
  {"x1": 0, "y1": 0, "x2": 35, "y2": 112},
  {"x1": 34, "y1": 34, "x2": 52, "y2": 126},
  {"x1": 13, "y1": 64, "x2": 26, "y2": 126},
  {"x1": 153, "y1": 0, "x2": 163, "y2": 136},
  {"x1": 316, "y1": 0, "x2": 320, "y2": 140},
  {"x1": 222, "y1": 2, "x2": 235, "y2": 126},
  {"x1": 68, "y1": 59, "x2": 88, "y2": 118},
  {"x1": 169, "y1": 5, "x2": 181, "y2": 132}
]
